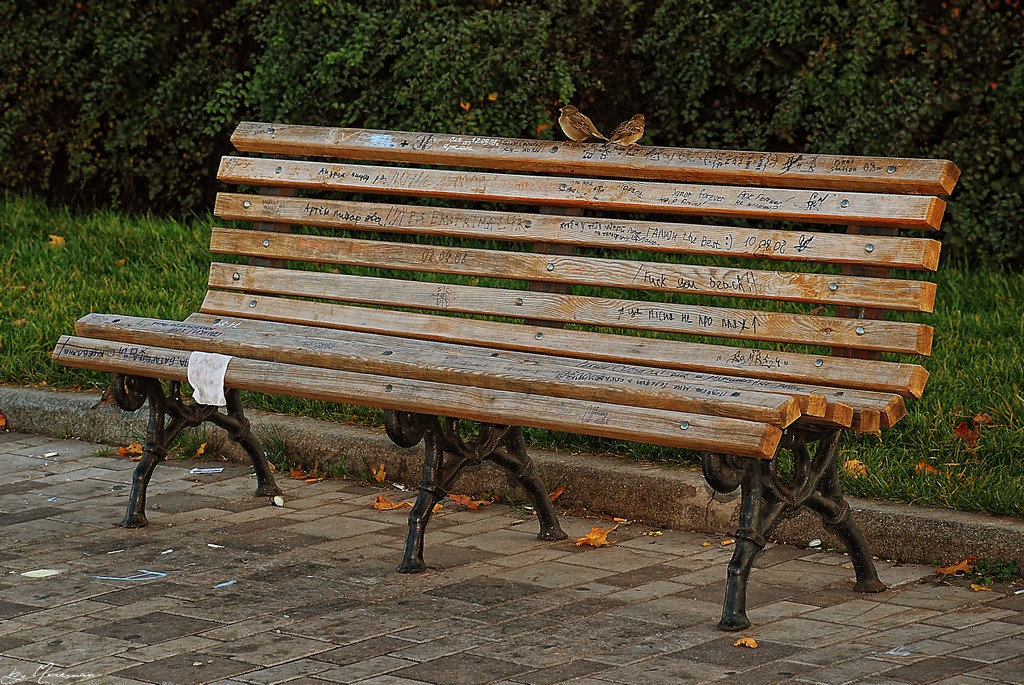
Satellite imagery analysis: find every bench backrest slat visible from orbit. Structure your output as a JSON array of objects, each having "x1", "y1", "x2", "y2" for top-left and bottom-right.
[
  {"x1": 230, "y1": 122, "x2": 960, "y2": 196},
  {"x1": 218, "y1": 157, "x2": 946, "y2": 230},
  {"x1": 216, "y1": 193, "x2": 942, "y2": 270},
  {"x1": 209, "y1": 263, "x2": 933, "y2": 355},
  {"x1": 209, "y1": 226, "x2": 936, "y2": 313}
]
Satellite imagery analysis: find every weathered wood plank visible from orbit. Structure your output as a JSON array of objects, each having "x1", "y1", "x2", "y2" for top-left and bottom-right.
[
  {"x1": 207, "y1": 263, "x2": 934, "y2": 355},
  {"x1": 74, "y1": 313, "x2": 804, "y2": 427},
  {"x1": 230, "y1": 122, "x2": 960, "y2": 196},
  {"x1": 191, "y1": 311, "x2": 873, "y2": 428},
  {"x1": 210, "y1": 227, "x2": 936, "y2": 313},
  {"x1": 216, "y1": 193, "x2": 942, "y2": 271},
  {"x1": 180, "y1": 312, "x2": 911, "y2": 432},
  {"x1": 198, "y1": 290, "x2": 930, "y2": 400},
  {"x1": 217, "y1": 157, "x2": 946, "y2": 230},
  {"x1": 52, "y1": 335, "x2": 781, "y2": 458}
]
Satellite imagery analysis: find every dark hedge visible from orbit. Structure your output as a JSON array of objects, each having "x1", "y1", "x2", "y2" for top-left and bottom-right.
[{"x1": 2, "y1": 0, "x2": 1021, "y2": 265}]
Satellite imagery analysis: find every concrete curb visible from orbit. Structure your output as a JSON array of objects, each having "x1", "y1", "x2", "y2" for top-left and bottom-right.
[{"x1": 3, "y1": 384, "x2": 1022, "y2": 569}]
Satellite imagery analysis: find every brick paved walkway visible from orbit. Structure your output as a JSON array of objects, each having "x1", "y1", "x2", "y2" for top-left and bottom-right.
[{"x1": 2, "y1": 431, "x2": 1022, "y2": 684}]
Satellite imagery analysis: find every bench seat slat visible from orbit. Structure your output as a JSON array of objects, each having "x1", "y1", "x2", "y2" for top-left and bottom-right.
[
  {"x1": 200, "y1": 290, "x2": 928, "y2": 399},
  {"x1": 211, "y1": 227, "x2": 936, "y2": 313},
  {"x1": 73, "y1": 314, "x2": 805, "y2": 428},
  {"x1": 216, "y1": 193, "x2": 942, "y2": 271},
  {"x1": 195, "y1": 293, "x2": 911, "y2": 431},
  {"x1": 217, "y1": 157, "x2": 946, "y2": 230},
  {"x1": 188, "y1": 312, "x2": 913, "y2": 431},
  {"x1": 208, "y1": 263, "x2": 934, "y2": 355},
  {"x1": 230, "y1": 122, "x2": 960, "y2": 196},
  {"x1": 52, "y1": 335, "x2": 781, "y2": 458},
  {"x1": 193, "y1": 312, "x2": 901, "y2": 430}
]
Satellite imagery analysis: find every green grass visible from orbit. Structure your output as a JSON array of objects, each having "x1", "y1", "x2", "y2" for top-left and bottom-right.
[{"x1": 2, "y1": 193, "x2": 1023, "y2": 516}]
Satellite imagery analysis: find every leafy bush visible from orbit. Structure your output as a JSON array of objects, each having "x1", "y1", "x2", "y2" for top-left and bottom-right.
[{"x1": 1, "y1": 0, "x2": 1021, "y2": 264}]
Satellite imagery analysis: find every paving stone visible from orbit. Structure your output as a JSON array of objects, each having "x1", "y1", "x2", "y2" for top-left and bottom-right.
[
  {"x1": 989, "y1": 592, "x2": 1024, "y2": 612},
  {"x1": 952, "y1": 636, "x2": 1024, "y2": 664},
  {"x1": 114, "y1": 652, "x2": 256, "y2": 684},
  {"x1": 750, "y1": 617, "x2": 872, "y2": 648},
  {"x1": 588, "y1": 654, "x2": 728, "y2": 684},
  {"x1": 800, "y1": 598, "x2": 941, "y2": 630},
  {"x1": 5, "y1": 630, "x2": 134, "y2": 668},
  {"x1": 205, "y1": 631, "x2": 331, "y2": 666},
  {"x1": 391, "y1": 653, "x2": 531, "y2": 685},
  {"x1": 317, "y1": 636, "x2": 418, "y2": 666},
  {"x1": 389, "y1": 634, "x2": 499, "y2": 662},
  {"x1": 883, "y1": 656, "x2": 983, "y2": 684},
  {"x1": 427, "y1": 577, "x2": 545, "y2": 607},
  {"x1": 608, "y1": 594, "x2": 724, "y2": 628},
  {"x1": 926, "y1": 620, "x2": 1024, "y2": 647},
  {"x1": 929, "y1": 676, "x2": 1005, "y2": 685},
  {"x1": 723, "y1": 660, "x2": 816, "y2": 685},
  {"x1": 513, "y1": 658, "x2": 610, "y2": 684},
  {"x1": 86, "y1": 610, "x2": 220, "y2": 644},
  {"x1": 792, "y1": 655, "x2": 899, "y2": 684},
  {"x1": 964, "y1": 655, "x2": 1024, "y2": 684},
  {"x1": 859, "y1": 621, "x2": 953, "y2": 648},
  {"x1": 924, "y1": 605, "x2": 1019, "y2": 629},
  {"x1": 232, "y1": 658, "x2": 336, "y2": 684},
  {"x1": 670, "y1": 635, "x2": 801, "y2": 668},
  {"x1": 0, "y1": 599, "x2": 38, "y2": 619}
]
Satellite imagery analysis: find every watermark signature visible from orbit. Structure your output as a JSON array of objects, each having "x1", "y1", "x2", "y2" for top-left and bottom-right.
[{"x1": 1, "y1": 664, "x2": 97, "y2": 684}]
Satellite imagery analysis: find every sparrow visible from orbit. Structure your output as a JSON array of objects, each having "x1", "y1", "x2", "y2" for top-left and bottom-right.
[
  {"x1": 607, "y1": 114, "x2": 645, "y2": 146},
  {"x1": 558, "y1": 105, "x2": 608, "y2": 142}
]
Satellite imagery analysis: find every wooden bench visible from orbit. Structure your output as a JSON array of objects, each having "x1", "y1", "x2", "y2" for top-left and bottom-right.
[{"x1": 52, "y1": 121, "x2": 959, "y2": 630}]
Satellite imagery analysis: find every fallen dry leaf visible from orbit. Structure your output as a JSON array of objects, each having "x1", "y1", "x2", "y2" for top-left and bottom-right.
[
  {"x1": 114, "y1": 258, "x2": 127, "y2": 267},
  {"x1": 734, "y1": 637, "x2": 759, "y2": 649},
  {"x1": 937, "y1": 556, "x2": 978, "y2": 576},
  {"x1": 194, "y1": 442, "x2": 206, "y2": 458},
  {"x1": 953, "y1": 421, "x2": 979, "y2": 449},
  {"x1": 971, "y1": 583, "x2": 993, "y2": 592},
  {"x1": 972, "y1": 413, "x2": 993, "y2": 426},
  {"x1": 915, "y1": 460, "x2": 940, "y2": 475},
  {"x1": 118, "y1": 442, "x2": 144, "y2": 457},
  {"x1": 843, "y1": 459, "x2": 868, "y2": 478},
  {"x1": 371, "y1": 463, "x2": 386, "y2": 483},
  {"x1": 575, "y1": 524, "x2": 619, "y2": 547},
  {"x1": 0, "y1": 411, "x2": 6, "y2": 431},
  {"x1": 372, "y1": 495, "x2": 412, "y2": 511},
  {"x1": 48, "y1": 234, "x2": 66, "y2": 247},
  {"x1": 449, "y1": 494, "x2": 492, "y2": 510},
  {"x1": 487, "y1": 91, "x2": 499, "y2": 101},
  {"x1": 549, "y1": 486, "x2": 566, "y2": 502},
  {"x1": 290, "y1": 465, "x2": 323, "y2": 483}
]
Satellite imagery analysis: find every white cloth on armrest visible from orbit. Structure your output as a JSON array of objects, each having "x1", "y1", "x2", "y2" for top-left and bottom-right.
[{"x1": 187, "y1": 352, "x2": 232, "y2": 406}]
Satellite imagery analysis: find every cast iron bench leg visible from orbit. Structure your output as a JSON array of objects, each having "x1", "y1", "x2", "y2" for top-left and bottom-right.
[
  {"x1": 704, "y1": 427, "x2": 882, "y2": 631},
  {"x1": 485, "y1": 427, "x2": 566, "y2": 542},
  {"x1": 398, "y1": 424, "x2": 445, "y2": 573},
  {"x1": 387, "y1": 412, "x2": 566, "y2": 572},
  {"x1": 111, "y1": 374, "x2": 282, "y2": 528}
]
